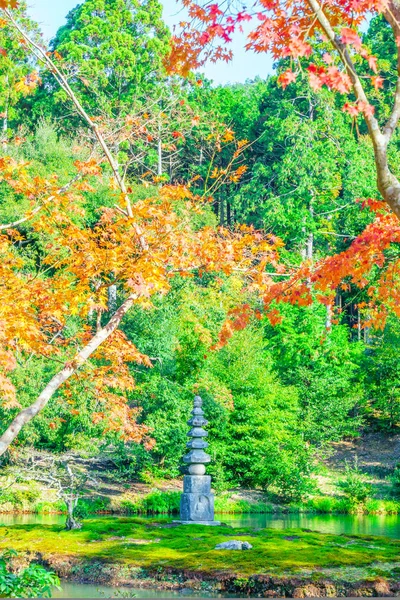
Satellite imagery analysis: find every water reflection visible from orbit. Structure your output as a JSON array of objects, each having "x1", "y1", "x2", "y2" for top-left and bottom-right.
[
  {"x1": 0, "y1": 511, "x2": 399, "y2": 538},
  {"x1": 53, "y1": 583, "x2": 238, "y2": 599},
  {"x1": 221, "y1": 512, "x2": 400, "y2": 538}
]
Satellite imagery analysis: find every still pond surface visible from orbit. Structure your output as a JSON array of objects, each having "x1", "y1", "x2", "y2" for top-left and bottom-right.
[
  {"x1": 1, "y1": 511, "x2": 400, "y2": 538},
  {"x1": 1, "y1": 512, "x2": 399, "y2": 598}
]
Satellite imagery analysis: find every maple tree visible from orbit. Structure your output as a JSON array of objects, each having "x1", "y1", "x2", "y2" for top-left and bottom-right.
[
  {"x1": 168, "y1": 0, "x2": 400, "y2": 331},
  {"x1": 0, "y1": 4, "x2": 283, "y2": 457}
]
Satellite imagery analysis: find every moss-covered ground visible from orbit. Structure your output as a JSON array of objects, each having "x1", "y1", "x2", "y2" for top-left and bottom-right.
[{"x1": 0, "y1": 517, "x2": 399, "y2": 578}]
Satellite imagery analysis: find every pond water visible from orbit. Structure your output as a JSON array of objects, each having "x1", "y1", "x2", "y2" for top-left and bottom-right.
[
  {"x1": 52, "y1": 582, "x2": 240, "y2": 598},
  {"x1": 1, "y1": 511, "x2": 399, "y2": 537}
]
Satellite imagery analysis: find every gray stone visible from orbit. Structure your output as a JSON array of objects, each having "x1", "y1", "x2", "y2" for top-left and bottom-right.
[
  {"x1": 188, "y1": 464, "x2": 206, "y2": 475},
  {"x1": 176, "y1": 520, "x2": 221, "y2": 526},
  {"x1": 183, "y1": 450, "x2": 211, "y2": 464},
  {"x1": 215, "y1": 540, "x2": 253, "y2": 550},
  {"x1": 187, "y1": 427, "x2": 208, "y2": 438},
  {"x1": 180, "y1": 493, "x2": 215, "y2": 522},
  {"x1": 183, "y1": 475, "x2": 211, "y2": 494},
  {"x1": 188, "y1": 416, "x2": 208, "y2": 427},
  {"x1": 186, "y1": 439, "x2": 208, "y2": 449}
]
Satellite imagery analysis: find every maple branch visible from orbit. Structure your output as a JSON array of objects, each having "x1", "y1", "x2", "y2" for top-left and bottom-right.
[
  {"x1": 382, "y1": 2, "x2": 400, "y2": 142},
  {"x1": 0, "y1": 174, "x2": 81, "y2": 231},
  {"x1": 0, "y1": 293, "x2": 137, "y2": 457},
  {"x1": 3, "y1": 9, "x2": 134, "y2": 220},
  {"x1": 306, "y1": 0, "x2": 382, "y2": 139},
  {"x1": 306, "y1": 0, "x2": 400, "y2": 219}
]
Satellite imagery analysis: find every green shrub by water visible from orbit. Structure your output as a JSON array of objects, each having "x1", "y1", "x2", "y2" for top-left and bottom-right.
[
  {"x1": 305, "y1": 495, "x2": 400, "y2": 515},
  {"x1": 214, "y1": 495, "x2": 274, "y2": 514},
  {"x1": 0, "y1": 489, "x2": 41, "y2": 510},
  {"x1": 1, "y1": 486, "x2": 399, "y2": 517},
  {"x1": 337, "y1": 462, "x2": 373, "y2": 506},
  {"x1": 117, "y1": 491, "x2": 181, "y2": 515}
]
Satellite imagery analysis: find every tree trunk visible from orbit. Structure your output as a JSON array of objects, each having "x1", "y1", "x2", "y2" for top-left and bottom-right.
[
  {"x1": 65, "y1": 513, "x2": 82, "y2": 530},
  {"x1": 219, "y1": 197, "x2": 225, "y2": 225},
  {"x1": 157, "y1": 138, "x2": 162, "y2": 176},
  {"x1": 326, "y1": 304, "x2": 332, "y2": 331},
  {"x1": 2, "y1": 77, "x2": 9, "y2": 135},
  {"x1": 108, "y1": 284, "x2": 117, "y2": 314},
  {"x1": 227, "y1": 201, "x2": 232, "y2": 226},
  {"x1": 65, "y1": 497, "x2": 82, "y2": 530},
  {"x1": 0, "y1": 293, "x2": 137, "y2": 457}
]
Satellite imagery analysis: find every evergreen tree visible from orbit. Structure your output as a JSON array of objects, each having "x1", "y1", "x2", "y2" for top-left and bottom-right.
[
  {"x1": 0, "y1": 1, "x2": 41, "y2": 136},
  {"x1": 32, "y1": 0, "x2": 170, "y2": 122}
]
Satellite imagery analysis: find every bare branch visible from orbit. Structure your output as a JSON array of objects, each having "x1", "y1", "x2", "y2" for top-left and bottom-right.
[
  {"x1": 0, "y1": 174, "x2": 81, "y2": 232},
  {"x1": 383, "y1": 2, "x2": 400, "y2": 141},
  {"x1": 307, "y1": 0, "x2": 400, "y2": 218},
  {"x1": 307, "y1": 0, "x2": 383, "y2": 145},
  {"x1": 3, "y1": 9, "x2": 134, "y2": 219}
]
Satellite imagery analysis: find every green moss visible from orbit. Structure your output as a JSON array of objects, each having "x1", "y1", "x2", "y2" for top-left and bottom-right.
[{"x1": 0, "y1": 518, "x2": 399, "y2": 578}]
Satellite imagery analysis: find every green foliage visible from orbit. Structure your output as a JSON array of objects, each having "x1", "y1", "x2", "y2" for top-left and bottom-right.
[
  {"x1": 390, "y1": 465, "x2": 400, "y2": 497},
  {"x1": 214, "y1": 495, "x2": 274, "y2": 514},
  {"x1": 2, "y1": 2, "x2": 400, "y2": 513},
  {"x1": 0, "y1": 489, "x2": 40, "y2": 510},
  {"x1": 32, "y1": 0, "x2": 170, "y2": 122},
  {"x1": 0, "y1": 2, "x2": 42, "y2": 136},
  {"x1": 338, "y1": 462, "x2": 373, "y2": 506},
  {"x1": 264, "y1": 304, "x2": 365, "y2": 445},
  {"x1": 118, "y1": 491, "x2": 181, "y2": 514},
  {"x1": 0, "y1": 550, "x2": 60, "y2": 598},
  {"x1": 122, "y1": 277, "x2": 313, "y2": 499},
  {"x1": 364, "y1": 318, "x2": 400, "y2": 430}
]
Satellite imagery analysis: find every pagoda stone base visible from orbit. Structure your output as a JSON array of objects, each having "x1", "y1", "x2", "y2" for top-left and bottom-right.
[
  {"x1": 176, "y1": 475, "x2": 220, "y2": 524},
  {"x1": 176, "y1": 520, "x2": 221, "y2": 525},
  {"x1": 183, "y1": 475, "x2": 211, "y2": 494}
]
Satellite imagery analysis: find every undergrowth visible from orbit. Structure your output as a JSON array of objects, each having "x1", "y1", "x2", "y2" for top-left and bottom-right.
[{"x1": 1, "y1": 489, "x2": 399, "y2": 516}]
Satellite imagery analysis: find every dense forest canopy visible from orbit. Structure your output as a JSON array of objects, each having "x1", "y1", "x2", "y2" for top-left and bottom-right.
[{"x1": 0, "y1": 0, "x2": 399, "y2": 500}]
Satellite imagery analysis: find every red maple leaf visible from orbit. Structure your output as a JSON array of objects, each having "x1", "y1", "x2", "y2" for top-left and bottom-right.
[
  {"x1": 341, "y1": 27, "x2": 362, "y2": 49},
  {"x1": 278, "y1": 69, "x2": 297, "y2": 89}
]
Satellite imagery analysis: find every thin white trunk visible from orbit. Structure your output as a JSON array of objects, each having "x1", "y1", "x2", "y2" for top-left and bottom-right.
[
  {"x1": 0, "y1": 293, "x2": 136, "y2": 457},
  {"x1": 158, "y1": 138, "x2": 162, "y2": 176},
  {"x1": 108, "y1": 284, "x2": 117, "y2": 314},
  {"x1": 326, "y1": 304, "x2": 332, "y2": 331},
  {"x1": 2, "y1": 76, "x2": 9, "y2": 134}
]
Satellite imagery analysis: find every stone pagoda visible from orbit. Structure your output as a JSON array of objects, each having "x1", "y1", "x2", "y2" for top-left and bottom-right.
[{"x1": 178, "y1": 396, "x2": 220, "y2": 525}]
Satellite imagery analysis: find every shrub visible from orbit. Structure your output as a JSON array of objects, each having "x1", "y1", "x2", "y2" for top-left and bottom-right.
[
  {"x1": 364, "y1": 499, "x2": 383, "y2": 514},
  {"x1": 259, "y1": 440, "x2": 315, "y2": 502},
  {"x1": 306, "y1": 496, "x2": 338, "y2": 513},
  {"x1": 141, "y1": 491, "x2": 180, "y2": 514},
  {"x1": 382, "y1": 500, "x2": 400, "y2": 514},
  {"x1": 337, "y1": 461, "x2": 372, "y2": 505},
  {"x1": 0, "y1": 489, "x2": 41, "y2": 510},
  {"x1": 0, "y1": 549, "x2": 60, "y2": 598},
  {"x1": 34, "y1": 500, "x2": 66, "y2": 514},
  {"x1": 391, "y1": 464, "x2": 400, "y2": 497}
]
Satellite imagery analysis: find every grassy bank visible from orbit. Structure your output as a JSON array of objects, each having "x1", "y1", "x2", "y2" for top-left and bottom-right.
[
  {"x1": 1, "y1": 487, "x2": 400, "y2": 516},
  {"x1": 1, "y1": 518, "x2": 399, "y2": 597}
]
